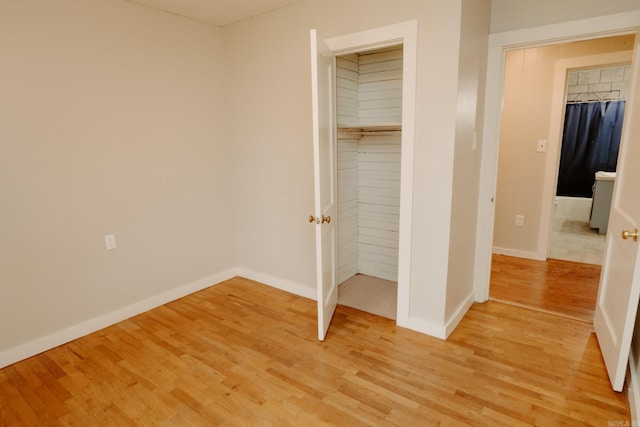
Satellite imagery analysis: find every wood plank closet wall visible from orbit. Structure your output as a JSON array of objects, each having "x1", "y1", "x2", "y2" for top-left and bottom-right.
[
  {"x1": 336, "y1": 47, "x2": 403, "y2": 126},
  {"x1": 336, "y1": 46, "x2": 403, "y2": 284}
]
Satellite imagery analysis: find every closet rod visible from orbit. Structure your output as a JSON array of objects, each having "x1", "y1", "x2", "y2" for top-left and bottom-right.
[{"x1": 340, "y1": 130, "x2": 402, "y2": 135}]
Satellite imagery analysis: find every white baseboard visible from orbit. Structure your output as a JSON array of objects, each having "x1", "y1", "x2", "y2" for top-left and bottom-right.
[
  {"x1": 0, "y1": 269, "x2": 236, "y2": 369},
  {"x1": 398, "y1": 292, "x2": 474, "y2": 340},
  {"x1": 628, "y1": 353, "x2": 640, "y2": 423},
  {"x1": 398, "y1": 316, "x2": 447, "y2": 340},
  {"x1": 234, "y1": 268, "x2": 316, "y2": 300},
  {"x1": 444, "y1": 292, "x2": 475, "y2": 338},
  {"x1": 492, "y1": 246, "x2": 545, "y2": 261},
  {"x1": 403, "y1": 318, "x2": 447, "y2": 339},
  {"x1": 237, "y1": 269, "x2": 459, "y2": 341},
  {"x1": 1, "y1": 268, "x2": 467, "y2": 369}
]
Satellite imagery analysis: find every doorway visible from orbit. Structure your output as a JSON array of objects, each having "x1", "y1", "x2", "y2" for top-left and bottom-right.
[
  {"x1": 490, "y1": 35, "x2": 634, "y2": 319},
  {"x1": 484, "y1": 35, "x2": 635, "y2": 319},
  {"x1": 313, "y1": 20, "x2": 418, "y2": 337},
  {"x1": 474, "y1": 11, "x2": 640, "y2": 396},
  {"x1": 334, "y1": 46, "x2": 403, "y2": 320},
  {"x1": 547, "y1": 56, "x2": 631, "y2": 266}
]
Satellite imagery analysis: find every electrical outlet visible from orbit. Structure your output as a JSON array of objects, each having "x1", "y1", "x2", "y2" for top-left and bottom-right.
[
  {"x1": 515, "y1": 215, "x2": 525, "y2": 227},
  {"x1": 537, "y1": 139, "x2": 547, "y2": 152},
  {"x1": 105, "y1": 234, "x2": 117, "y2": 250}
]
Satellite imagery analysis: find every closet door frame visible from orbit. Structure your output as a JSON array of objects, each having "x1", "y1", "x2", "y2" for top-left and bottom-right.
[{"x1": 325, "y1": 20, "x2": 418, "y2": 326}]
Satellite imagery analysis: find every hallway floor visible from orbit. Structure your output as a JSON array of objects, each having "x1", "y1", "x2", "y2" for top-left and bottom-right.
[{"x1": 489, "y1": 254, "x2": 600, "y2": 322}]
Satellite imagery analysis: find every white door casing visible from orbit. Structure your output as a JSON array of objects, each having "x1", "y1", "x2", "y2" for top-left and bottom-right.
[
  {"x1": 594, "y1": 32, "x2": 640, "y2": 392},
  {"x1": 322, "y1": 20, "x2": 418, "y2": 331},
  {"x1": 310, "y1": 29, "x2": 338, "y2": 342}
]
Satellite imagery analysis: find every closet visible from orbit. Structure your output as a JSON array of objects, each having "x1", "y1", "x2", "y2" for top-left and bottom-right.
[{"x1": 335, "y1": 46, "x2": 403, "y2": 319}]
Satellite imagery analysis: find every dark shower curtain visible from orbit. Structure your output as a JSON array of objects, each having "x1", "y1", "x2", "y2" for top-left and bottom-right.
[{"x1": 556, "y1": 100, "x2": 626, "y2": 197}]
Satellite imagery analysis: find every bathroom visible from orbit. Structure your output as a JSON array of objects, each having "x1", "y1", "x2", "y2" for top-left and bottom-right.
[{"x1": 550, "y1": 65, "x2": 629, "y2": 264}]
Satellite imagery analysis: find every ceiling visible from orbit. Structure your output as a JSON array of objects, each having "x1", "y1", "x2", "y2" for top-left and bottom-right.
[{"x1": 126, "y1": 0, "x2": 302, "y2": 27}]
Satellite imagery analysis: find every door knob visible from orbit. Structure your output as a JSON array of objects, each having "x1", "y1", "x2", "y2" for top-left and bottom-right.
[
  {"x1": 622, "y1": 228, "x2": 639, "y2": 241},
  {"x1": 308, "y1": 215, "x2": 331, "y2": 224}
]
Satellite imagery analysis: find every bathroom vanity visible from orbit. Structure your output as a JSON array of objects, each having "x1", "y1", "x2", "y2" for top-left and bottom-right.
[{"x1": 590, "y1": 171, "x2": 616, "y2": 234}]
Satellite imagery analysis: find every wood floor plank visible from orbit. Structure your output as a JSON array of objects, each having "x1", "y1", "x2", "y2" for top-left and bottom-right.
[
  {"x1": 489, "y1": 254, "x2": 600, "y2": 322},
  {"x1": 0, "y1": 276, "x2": 629, "y2": 425}
]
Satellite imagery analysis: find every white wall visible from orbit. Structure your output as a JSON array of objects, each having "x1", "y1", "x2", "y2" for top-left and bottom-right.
[
  {"x1": 224, "y1": 0, "x2": 491, "y2": 333},
  {"x1": 491, "y1": 0, "x2": 640, "y2": 33},
  {"x1": 337, "y1": 135, "x2": 359, "y2": 284},
  {"x1": 445, "y1": 0, "x2": 491, "y2": 328},
  {"x1": 357, "y1": 135, "x2": 401, "y2": 282},
  {"x1": 0, "y1": 0, "x2": 232, "y2": 361}
]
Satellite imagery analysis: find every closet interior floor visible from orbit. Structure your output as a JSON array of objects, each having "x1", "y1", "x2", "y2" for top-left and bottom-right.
[{"x1": 338, "y1": 274, "x2": 397, "y2": 320}]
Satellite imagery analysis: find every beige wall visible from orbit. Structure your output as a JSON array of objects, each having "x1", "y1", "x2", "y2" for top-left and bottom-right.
[
  {"x1": 491, "y1": 0, "x2": 640, "y2": 33},
  {"x1": 0, "y1": 0, "x2": 232, "y2": 356},
  {"x1": 0, "y1": 0, "x2": 492, "y2": 361},
  {"x1": 493, "y1": 36, "x2": 634, "y2": 257},
  {"x1": 446, "y1": 0, "x2": 491, "y2": 323}
]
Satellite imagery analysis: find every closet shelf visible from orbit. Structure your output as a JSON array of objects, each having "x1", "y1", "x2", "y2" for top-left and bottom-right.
[{"x1": 337, "y1": 123, "x2": 402, "y2": 133}]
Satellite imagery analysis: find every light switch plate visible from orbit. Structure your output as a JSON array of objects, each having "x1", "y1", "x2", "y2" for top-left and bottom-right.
[{"x1": 105, "y1": 234, "x2": 117, "y2": 250}]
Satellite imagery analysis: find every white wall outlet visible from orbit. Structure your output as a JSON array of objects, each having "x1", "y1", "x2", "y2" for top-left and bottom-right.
[
  {"x1": 104, "y1": 234, "x2": 117, "y2": 250},
  {"x1": 537, "y1": 139, "x2": 547, "y2": 152},
  {"x1": 515, "y1": 215, "x2": 525, "y2": 227}
]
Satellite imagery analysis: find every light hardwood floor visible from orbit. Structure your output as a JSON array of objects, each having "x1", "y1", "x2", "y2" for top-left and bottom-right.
[
  {"x1": 0, "y1": 276, "x2": 629, "y2": 425},
  {"x1": 490, "y1": 254, "x2": 600, "y2": 322}
]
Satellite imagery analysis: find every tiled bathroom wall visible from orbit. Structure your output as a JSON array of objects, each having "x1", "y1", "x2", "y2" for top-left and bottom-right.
[{"x1": 566, "y1": 65, "x2": 630, "y2": 102}]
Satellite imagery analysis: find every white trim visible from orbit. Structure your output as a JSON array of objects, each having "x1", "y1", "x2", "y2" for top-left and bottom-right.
[
  {"x1": 0, "y1": 269, "x2": 235, "y2": 369},
  {"x1": 444, "y1": 292, "x2": 475, "y2": 338},
  {"x1": 325, "y1": 20, "x2": 418, "y2": 330},
  {"x1": 397, "y1": 22, "x2": 418, "y2": 330},
  {"x1": 628, "y1": 356, "x2": 640, "y2": 424},
  {"x1": 403, "y1": 317, "x2": 447, "y2": 340},
  {"x1": 475, "y1": 11, "x2": 640, "y2": 303},
  {"x1": 474, "y1": 43, "x2": 505, "y2": 302},
  {"x1": 236, "y1": 268, "x2": 316, "y2": 300},
  {"x1": 492, "y1": 247, "x2": 544, "y2": 261},
  {"x1": 489, "y1": 11, "x2": 640, "y2": 48},
  {"x1": 403, "y1": 294, "x2": 475, "y2": 339},
  {"x1": 325, "y1": 20, "x2": 415, "y2": 54}
]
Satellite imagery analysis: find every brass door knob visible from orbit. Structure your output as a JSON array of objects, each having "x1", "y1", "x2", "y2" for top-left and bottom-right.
[
  {"x1": 622, "y1": 228, "x2": 639, "y2": 241},
  {"x1": 309, "y1": 215, "x2": 331, "y2": 224}
]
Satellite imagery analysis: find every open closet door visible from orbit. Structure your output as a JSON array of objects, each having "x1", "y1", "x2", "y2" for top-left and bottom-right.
[
  {"x1": 309, "y1": 29, "x2": 337, "y2": 341},
  {"x1": 594, "y1": 32, "x2": 640, "y2": 392}
]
